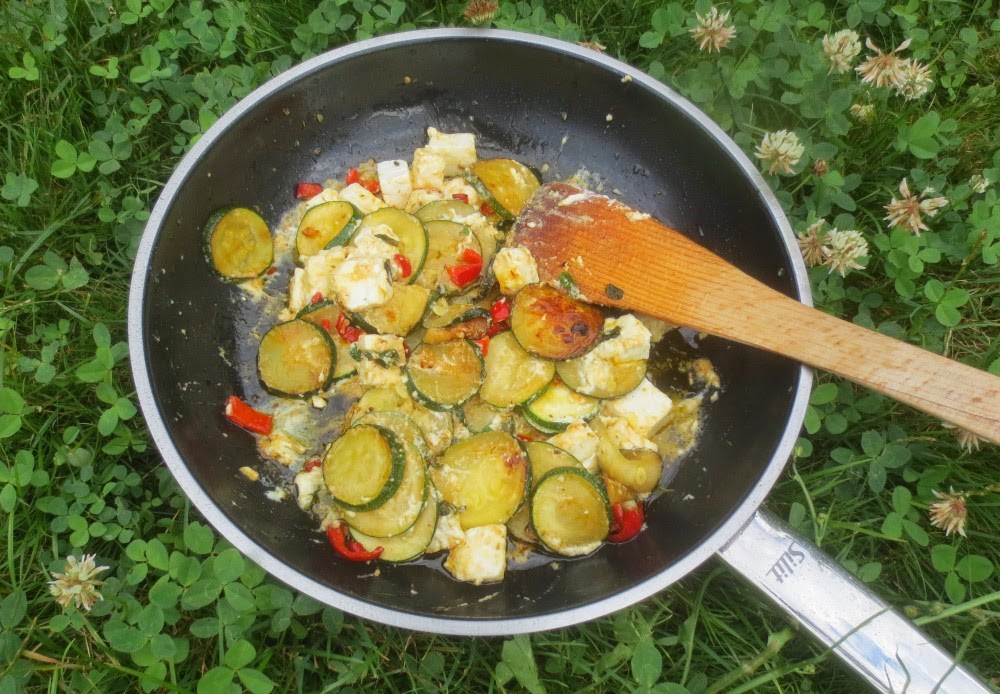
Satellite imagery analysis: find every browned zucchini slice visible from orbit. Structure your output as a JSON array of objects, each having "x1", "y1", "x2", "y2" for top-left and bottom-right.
[
  {"x1": 510, "y1": 284, "x2": 604, "y2": 360},
  {"x1": 405, "y1": 340, "x2": 484, "y2": 410},
  {"x1": 469, "y1": 158, "x2": 541, "y2": 221},
  {"x1": 257, "y1": 319, "x2": 335, "y2": 397},
  {"x1": 323, "y1": 424, "x2": 405, "y2": 511},
  {"x1": 431, "y1": 431, "x2": 528, "y2": 528},
  {"x1": 204, "y1": 207, "x2": 273, "y2": 281}
]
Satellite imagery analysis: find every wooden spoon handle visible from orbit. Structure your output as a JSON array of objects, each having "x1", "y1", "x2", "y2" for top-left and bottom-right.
[{"x1": 514, "y1": 183, "x2": 1000, "y2": 444}]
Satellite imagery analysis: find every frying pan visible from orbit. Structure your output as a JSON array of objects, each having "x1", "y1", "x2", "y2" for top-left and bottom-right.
[{"x1": 128, "y1": 29, "x2": 989, "y2": 691}]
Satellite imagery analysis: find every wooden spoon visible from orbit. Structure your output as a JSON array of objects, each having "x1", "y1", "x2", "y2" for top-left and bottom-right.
[{"x1": 512, "y1": 182, "x2": 1000, "y2": 445}]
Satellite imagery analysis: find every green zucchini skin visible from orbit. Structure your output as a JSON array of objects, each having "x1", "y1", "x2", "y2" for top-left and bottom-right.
[
  {"x1": 296, "y1": 200, "x2": 361, "y2": 258},
  {"x1": 521, "y1": 380, "x2": 600, "y2": 433},
  {"x1": 352, "y1": 207, "x2": 428, "y2": 284},
  {"x1": 256, "y1": 319, "x2": 336, "y2": 398},
  {"x1": 341, "y1": 438, "x2": 427, "y2": 538},
  {"x1": 478, "y1": 331, "x2": 554, "y2": 408},
  {"x1": 295, "y1": 301, "x2": 358, "y2": 382},
  {"x1": 350, "y1": 487, "x2": 439, "y2": 562},
  {"x1": 530, "y1": 466, "x2": 611, "y2": 557},
  {"x1": 323, "y1": 424, "x2": 406, "y2": 512},
  {"x1": 405, "y1": 340, "x2": 484, "y2": 411},
  {"x1": 203, "y1": 206, "x2": 274, "y2": 282}
]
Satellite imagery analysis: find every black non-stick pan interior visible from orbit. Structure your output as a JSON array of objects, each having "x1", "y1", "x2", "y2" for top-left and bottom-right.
[{"x1": 134, "y1": 31, "x2": 808, "y2": 629}]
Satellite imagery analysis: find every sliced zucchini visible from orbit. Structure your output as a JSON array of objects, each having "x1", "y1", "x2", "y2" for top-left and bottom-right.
[
  {"x1": 406, "y1": 340, "x2": 484, "y2": 411},
  {"x1": 531, "y1": 467, "x2": 611, "y2": 556},
  {"x1": 352, "y1": 283, "x2": 430, "y2": 336},
  {"x1": 415, "y1": 198, "x2": 477, "y2": 223},
  {"x1": 353, "y1": 207, "x2": 428, "y2": 283},
  {"x1": 506, "y1": 503, "x2": 537, "y2": 544},
  {"x1": 351, "y1": 488, "x2": 438, "y2": 562},
  {"x1": 323, "y1": 424, "x2": 405, "y2": 511},
  {"x1": 257, "y1": 319, "x2": 335, "y2": 397},
  {"x1": 204, "y1": 207, "x2": 273, "y2": 282},
  {"x1": 460, "y1": 396, "x2": 516, "y2": 434},
  {"x1": 296, "y1": 301, "x2": 357, "y2": 381},
  {"x1": 592, "y1": 419, "x2": 663, "y2": 493},
  {"x1": 510, "y1": 284, "x2": 604, "y2": 360},
  {"x1": 478, "y1": 331, "x2": 555, "y2": 408},
  {"x1": 422, "y1": 304, "x2": 490, "y2": 330},
  {"x1": 296, "y1": 200, "x2": 361, "y2": 258},
  {"x1": 555, "y1": 356, "x2": 647, "y2": 399},
  {"x1": 353, "y1": 410, "x2": 431, "y2": 460},
  {"x1": 469, "y1": 158, "x2": 541, "y2": 222},
  {"x1": 522, "y1": 380, "x2": 600, "y2": 434},
  {"x1": 424, "y1": 316, "x2": 490, "y2": 344},
  {"x1": 341, "y1": 439, "x2": 427, "y2": 538},
  {"x1": 348, "y1": 386, "x2": 455, "y2": 456},
  {"x1": 525, "y1": 441, "x2": 583, "y2": 485},
  {"x1": 414, "y1": 220, "x2": 482, "y2": 295},
  {"x1": 431, "y1": 431, "x2": 528, "y2": 529}
]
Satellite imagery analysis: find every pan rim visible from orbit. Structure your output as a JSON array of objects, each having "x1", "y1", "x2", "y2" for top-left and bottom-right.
[{"x1": 127, "y1": 27, "x2": 813, "y2": 635}]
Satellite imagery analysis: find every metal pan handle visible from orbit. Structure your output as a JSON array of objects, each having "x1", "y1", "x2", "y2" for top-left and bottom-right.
[{"x1": 716, "y1": 509, "x2": 991, "y2": 692}]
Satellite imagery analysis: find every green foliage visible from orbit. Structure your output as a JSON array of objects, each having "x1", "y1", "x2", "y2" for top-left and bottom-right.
[{"x1": 1, "y1": 1, "x2": 998, "y2": 692}]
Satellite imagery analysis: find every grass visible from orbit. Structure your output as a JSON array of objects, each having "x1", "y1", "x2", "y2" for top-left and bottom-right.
[{"x1": 2, "y1": 0, "x2": 999, "y2": 691}]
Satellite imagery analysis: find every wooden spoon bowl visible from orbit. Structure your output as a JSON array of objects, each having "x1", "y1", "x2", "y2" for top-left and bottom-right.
[{"x1": 513, "y1": 182, "x2": 1000, "y2": 445}]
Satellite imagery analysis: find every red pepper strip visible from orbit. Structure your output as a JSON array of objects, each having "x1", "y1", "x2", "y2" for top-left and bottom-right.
[
  {"x1": 361, "y1": 178, "x2": 381, "y2": 195},
  {"x1": 295, "y1": 182, "x2": 324, "y2": 199},
  {"x1": 490, "y1": 296, "x2": 511, "y2": 323},
  {"x1": 320, "y1": 318, "x2": 333, "y2": 332},
  {"x1": 486, "y1": 320, "x2": 509, "y2": 337},
  {"x1": 266, "y1": 266, "x2": 278, "y2": 276},
  {"x1": 303, "y1": 458, "x2": 322, "y2": 472},
  {"x1": 471, "y1": 336, "x2": 489, "y2": 356},
  {"x1": 345, "y1": 167, "x2": 361, "y2": 185},
  {"x1": 480, "y1": 201, "x2": 495, "y2": 217},
  {"x1": 335, "y1": 312, "x2": 364, "y2": 343},
  {"x1": 607, "y1": 501, "x2": 644, "y2": 543},
  {"x1": 460, "y1": 248, "x2": 483, "y2": 265},
  {"x1": 224, "y1": 395, "x2": 273, "y2": 436},
  {"x1": 452, "y1": 193, "x2": 469, "y2": 203},
  {"x1": 393, "y1": 252, "x2": 412, "y2": 279},
  {"x1": 311, "y1": 291, "x2": 324, "y2": 304},
  {"x1": 446, "y1": 261, "x2": 482, "y2": 289},
  {"x1": 327, "y1": 522, "x2": 383, "y2": 562}
]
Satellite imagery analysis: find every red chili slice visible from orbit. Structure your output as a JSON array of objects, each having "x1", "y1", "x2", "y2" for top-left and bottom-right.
[
  {"x1": 490, "y1": 296, "x2": 511, "y2": 323},
  {"x1": 335, "y1": 312, "x2": 364, "y2": 343},
  {"x1": 452, "y1": 193, "x2": 469, "y2": 203},
  {"x1": 311, "y1": 291, "x2": 324, "y2": 304},
  {"x1": 326, "y1": 523, "x2": 383, "y2": 562},
  {"x1": 393, "y1": 253, "x2": 412, "y2": 279},
  {"x1": 446, "y1": 262, "x2": 481, "y2": 289},
  {"x1": 295, "y1": 182, "x2": 324, "y2": 199},
  {"x1": 224, "y1": 395, "x2": 273, "y2": 436},
  {"x1": 345, "y1": 168, "x2": 361, "y2": 185},
  {"x1": 607, "y1": 501, "x2": 645, "y2": 543},
  {"x1": 471, "y1": 336, "x2": 490, "y2": 356}
]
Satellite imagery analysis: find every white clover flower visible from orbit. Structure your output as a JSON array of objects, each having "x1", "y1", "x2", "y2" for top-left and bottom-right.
[
  {"x1": 822, "y1": 29, "x2": 862, "y2": 74},
  {"x1": 755, "y1": 130, "x2": 804, "y2": 175},
  {"x1": 690, "y1": 7, "x2": 736, "y2": 53},
  {"x1": 856, "y1": 37, "x2": 911, "y2": 88},
  {"x1": 929, "y1": 487, "x2": 968, "y2": 537},
  {"x1": 894, "y1": 58, "x2": 933, "y2": 100},
  {"x1": 797, "y1": 219, "x2": 830, "y2": 267},
  {"x1": 849, "y1": 103, "x2": 875, "y2": 122},
  {"x1": 969, "y1": 173, "x2": 991, "y2": 194},
  {"x1": 823, "y1": 228, "x2": 868, "y2": 276},
  {"x1": 49, "y1": 554, "x2": 110, "y2": 611},
  {"x1": 883, "y1": 178, "x2": 949, "y2": 235}
]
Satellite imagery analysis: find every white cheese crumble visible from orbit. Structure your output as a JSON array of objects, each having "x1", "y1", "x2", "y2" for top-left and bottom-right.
[
  {"x1": 332, "y1": 256, "x2": 393, "y2": 311},
  {"x1": 444, "y1": 524, "x2": 507, "y2": 585},
  {"x1": 492, "y1": 246, "x2": 540, "y2": 295},
  {"x1": 425, "y1": 127, "x2": 477, "y2": 176},
  {"x1": 338, "y1": 182, "x2": 386, "y2": 215},
  {"x1": 411, "y1": 148, "x2": 446, "y2": 189},
  {"x1": 376, "y1": 159, "x2": 412, "y2": 208},
  {"x1": 547, "y1": 422, "x2": 600, "y2": 473},
  {"x1": 294, "y1": 467, "x2": 323, "y2": 511},
  {"x1": 287, "y1": 246, "x2": 349, "y2": 313},
  {"x1": 602, "y1": 378, "x2": 673, "y2": 437},
  {"x1": 354, "y1": 334, "x2": 406, "y2": 387},
  {"x1": 427, "y1": 511, "x2": 465, "y2": 553},
  {"x1": 303, "y1": 186, "x2": 340, "y2": 211}
]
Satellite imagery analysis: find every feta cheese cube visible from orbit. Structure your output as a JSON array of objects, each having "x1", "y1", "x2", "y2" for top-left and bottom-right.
[
  {"x1": 593, "y1": 314, "x2": 652, "y2": 362},
  {"x1": 332, "y1": 255, "x2": 393, "y2": 311},
  {"x1": 427, "y1": 511, "x2": 465, "y2": 553},
  {"x1": 338, "y1": 182, "x2": 386, "y2": 215},
  {"x1": 597, "y1": 414, "x2": 658, "y2": 452},
  {"x1": 547, "y1": 422, "x2": 600, "y2": 473},
  {"x1": 351, "y1": 224, "x2": 399, "y2": 263},
  {"x1": 441, "y1": 178, "x2": 482, "y2": 207},
  {"x1": 444, "y1": 524, "x2": 507, "y2": 585},
  {"x1": 377, "y1": 159, "x2": 412, "y2": 208},
  {"x1": 287, "y1": 246, "x2": 349, "y2": 312},
  {"x1": 426, "y1": 127, "x2": 477, "y2": 176},
  {"x1": 602, "y1": 378, "x2": 673, "y2": 436},
  {"x1": 411, "y1": 148, "x2": 446, "y2": 189},
  {"x1": 493, "y1": 246, "x2": 540, "y2": 295}
]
